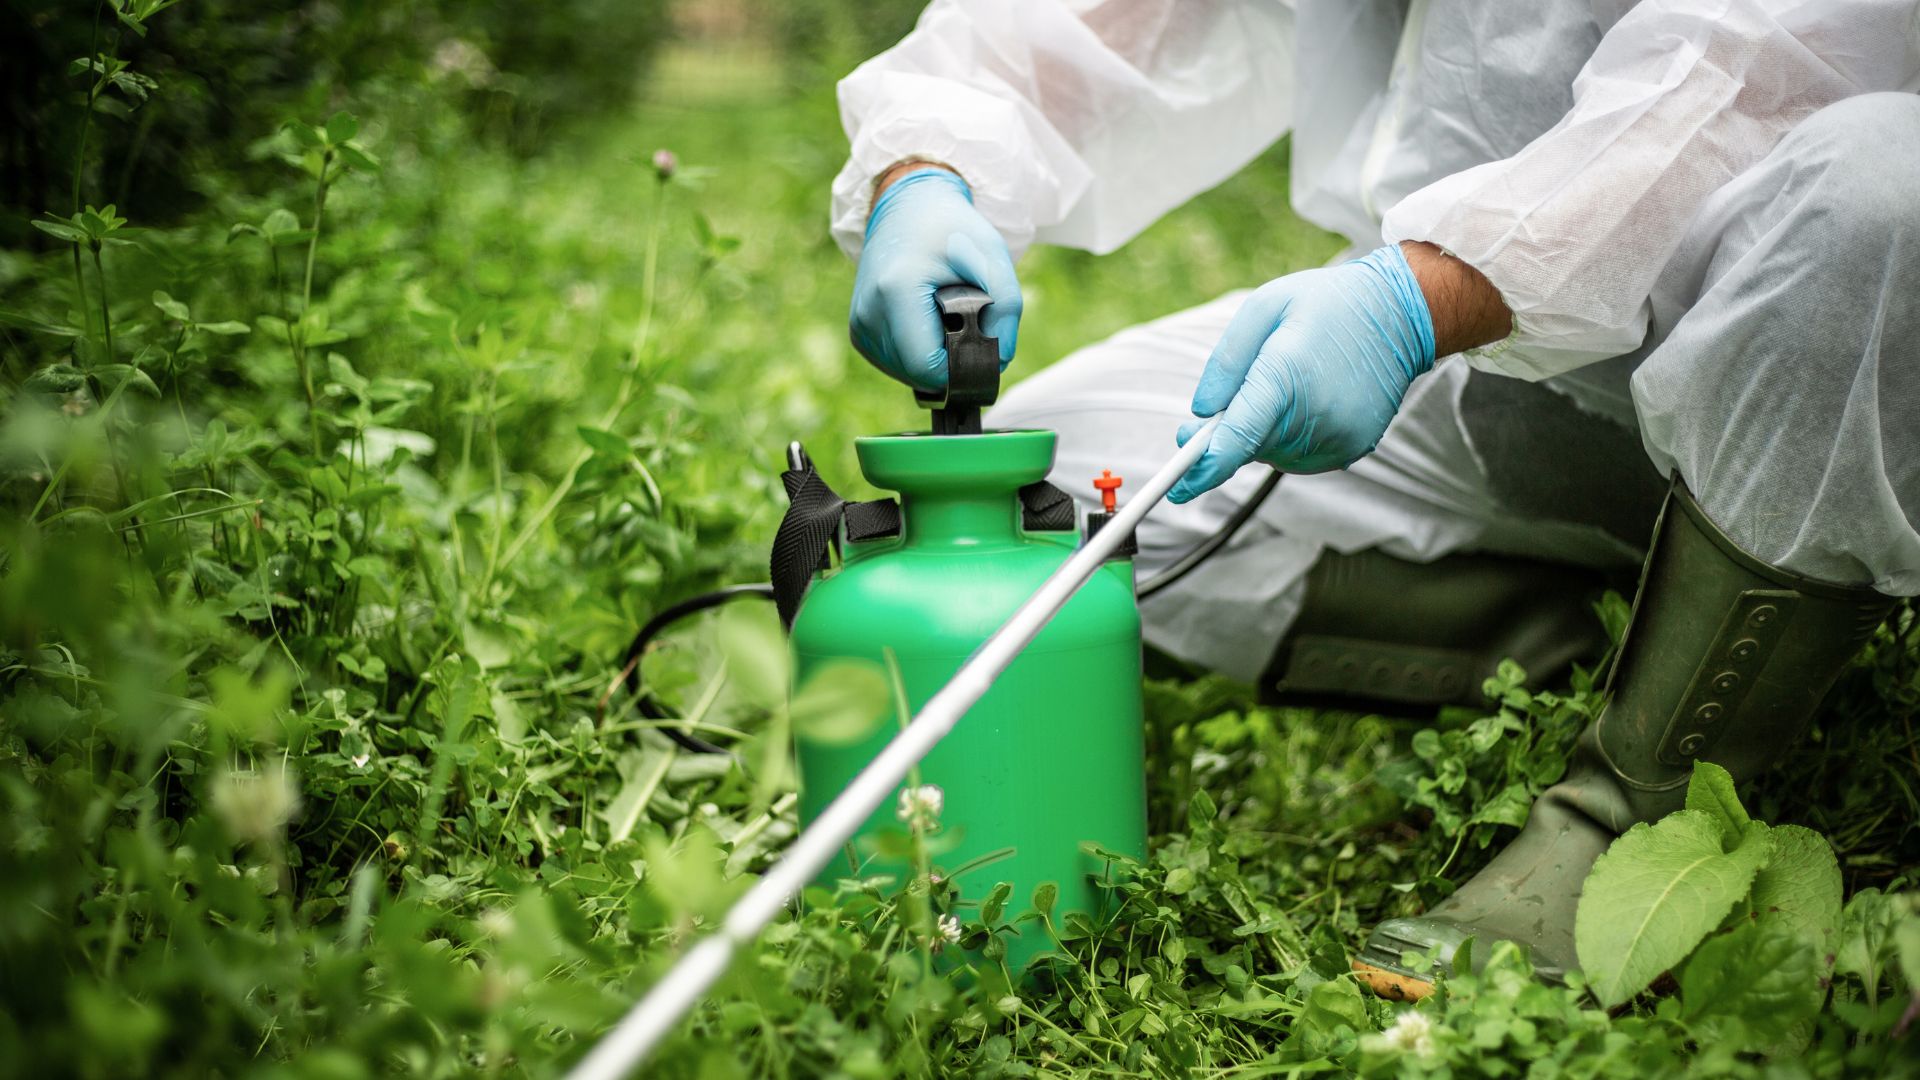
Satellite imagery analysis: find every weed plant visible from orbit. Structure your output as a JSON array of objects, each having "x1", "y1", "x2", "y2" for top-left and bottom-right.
[{"x1": 2, "y1": 5, "x2": 1918, "y2": 1076}]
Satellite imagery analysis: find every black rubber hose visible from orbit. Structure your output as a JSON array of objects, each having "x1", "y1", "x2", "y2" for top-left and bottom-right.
[
  {"x1": 1135, "y1": 468, "x2": 1280, "y2": 600},
  {"x1": 621, "y1": 583, "x2": 776, "y2": 754}
]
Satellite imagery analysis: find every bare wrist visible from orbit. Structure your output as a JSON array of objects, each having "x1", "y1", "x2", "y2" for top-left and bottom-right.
[
  {"x1": 1399, "y1": 241, "x2": 1513, "y2": 358},
  {"x1": 872, "y1": 159, "x2": 960, "y2": 207}
]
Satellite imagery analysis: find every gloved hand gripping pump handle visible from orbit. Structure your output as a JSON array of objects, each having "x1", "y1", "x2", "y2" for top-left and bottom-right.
[{"x1": 567, "y1": 418, "x2": 1223, "y2": 1080}]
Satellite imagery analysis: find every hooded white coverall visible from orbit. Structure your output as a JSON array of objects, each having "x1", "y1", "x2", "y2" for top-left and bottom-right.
[{"x1": 830, "y1": 0, "x2": 1920, "y2": 681}]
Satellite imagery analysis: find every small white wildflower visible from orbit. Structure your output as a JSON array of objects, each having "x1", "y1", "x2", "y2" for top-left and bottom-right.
[
  {"x1": 1376, "y1": 1009, "x2": 1437, "y2": 1058},
  {"x1": 478, "y1": 908, "x2": 514, "y2": 939},
  {"x1": 938, "y1": 914, "x2": 963, "y2": 944},
  {"x1": 428, "y1": 38, "x2": 495, "y2": 86},
  {"x1": 350, "y1": 753, "x2": 371, "y2": 769},
  {"x1": 1192, "y1": 749, "x2": 1234, "y2": 774},
  {"x1": 896, "y1": 784, "x2": 944, "y2": 827},
  {"x1": 565, "y1": 282, "x2": 600, "y2": 310},
  {"x1": 210, "y1": 763, "x2": 300, "y2": 844}
]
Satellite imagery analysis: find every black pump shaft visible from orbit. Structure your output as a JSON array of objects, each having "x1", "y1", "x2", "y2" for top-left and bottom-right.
[{"x1": 916, "y1": 284, "x2": 1001, "y2": 435}]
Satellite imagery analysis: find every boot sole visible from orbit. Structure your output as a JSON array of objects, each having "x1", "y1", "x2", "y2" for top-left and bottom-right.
[{"x1": 1351, "y1": 959, "x2": 1435, "y2": 1001}]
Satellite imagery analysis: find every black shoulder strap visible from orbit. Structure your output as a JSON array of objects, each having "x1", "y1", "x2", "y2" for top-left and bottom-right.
[
  {"x1": 770, "y1": 467, "x2": 1076, "y2": 630},
  {"x1": 770, "y1": 462, "x2": 901, "y2": 629}
]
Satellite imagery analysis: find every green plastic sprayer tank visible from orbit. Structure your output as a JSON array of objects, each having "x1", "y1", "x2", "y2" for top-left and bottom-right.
[
  {"x1": 777, "y1": 285, "x2": 1149, "y2": 974},
  {"x1": 788, "y1": 426, "x2": 1148, "y2": 975}
]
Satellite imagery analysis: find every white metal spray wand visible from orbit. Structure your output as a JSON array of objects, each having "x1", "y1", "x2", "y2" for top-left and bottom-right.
[{"x1": 566, "y1": 417, "x2": 1222, "y2": 1080}]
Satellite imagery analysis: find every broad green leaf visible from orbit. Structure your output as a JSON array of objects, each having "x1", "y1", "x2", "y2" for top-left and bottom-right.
[
  {"x1": 1680, "y1": 920, "x2": 1823, "y2": 1051},
  {"x1": 1835, "y1": 888, "x2": 1895, "y2": 986},
  {"x1": 787, "y1": 659, "x2": 888, "y2": 746},
  {"x1": 980, "y1": 881, "x2": 1012, "y2": 925},
  {"x1": 1683, "y1": 761, "x2": 1750, "y2": 848},
  {"x1": 1031, "y1": 881, "x2": 1057, "y2": 920},
  {"x1": 491, "y1": 690, "x2": 525, "y2": 745},
  {"x1": 1188, "y1": 788, "x2": 1218, "y2": 833},
  {"x1": 1893, "y1": 894, "x2": 1920, "y2": 989},
  {"x1": 262, "y1": 207, "x2": 302, "y2": 240},
  {"x1": 325, "y1": 351, "x2": 367, "y2": 394},
  {"x1": 32, "y1": 218, "x2": 88, "y2": 243},
  {"x1": 336, "y1": 143, "x2": 381, "y2": 173},
  {"x1": 1750, "y1": 825, "x2": 1842, "y2": 956},
  {"x1": 25, "y1": 363, "x2": 88, "y2": 394},
  {"x1": 326, "y1": 110, "x2": 359, "y2": 143},
  {"x1": 0, "y1": 310, "x2": 84, "y2": 337},
  {"x1": 577, "y1": 425, "x2": 630, "y2": 459},
  {"x1": 1280, "y1": 977, "x2": 1369, "y2": 1061},
  {"x1": 198, "y1": 320, "x2": 251, "y2": 336},
  {"x1": 598, "y1": 748, "x2": 673, "y2": 844},
  {"x1": 306, "y1": 464, "x2": 348, "y2": 503},
  {"x1": 642, "y1": 824, "x2": 730, "y2": 921},
  {"x1": 206, "y1": 665, "x2": 295, "y2": 744},
  {"x1": 1468, "y1": 783, "x2": 1533, "y2": 829},
  {"x1": 151, "y1": 290, "x2": 191, "y2": 321},
  {"x1": 109, "y1": 69, "x2": 154, "y2": 101},
  {"x1": 94, "y1": 363, "x2": 160, "y2": 397},
  {"x1": 1575, "y1": 810, "x2": 1770, "y2": 1006},
  {"x1": 460, "y1": 619, "x2": 514, "y2": 670},
  {"x1": 361, "y1": 426, "x2": 436, "y2": 467},
  {"x1": 285, "y1": 120, "x2": 324, "y2": 149}
]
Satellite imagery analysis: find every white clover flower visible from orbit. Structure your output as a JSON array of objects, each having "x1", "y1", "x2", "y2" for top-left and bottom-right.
[
  {"x1": 478, "y1": 908, "x2": 515, "y2": 939},
  {"x1": 939, "y1": 914, "x2": 963, "y2": 944},
  {"x1": 1376, "y1": 1009, "x2": 1437, "y2": 1058},
  {"x1": 210, "y1": 763, "x2": 300, "y2": 844},
  {"x1": 350, "y1": 752, "x2": 371, "y2": 769},
  {"x1": 895, "y1": 784, "x2": 944, "y2": 827},
  {"x1": 565, "y1": 282, "x2": 601, "y2": 310},
  {"x1": 428, "y1": 38, "x2": 495, "y2": 86}
]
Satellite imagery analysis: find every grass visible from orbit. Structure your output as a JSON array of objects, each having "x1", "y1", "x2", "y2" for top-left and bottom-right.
[{"x1": 1, "y1": 33, "x2": 1917, "y2": 1079}]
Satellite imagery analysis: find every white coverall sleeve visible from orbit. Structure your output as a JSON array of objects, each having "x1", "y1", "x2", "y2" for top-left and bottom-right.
[
  {"x1": 1382, "y1": 0, "x2": 1920, "y2": 381},
  {"x1": 830, "y1": 0, "x2": 1296, "y2": 261}
]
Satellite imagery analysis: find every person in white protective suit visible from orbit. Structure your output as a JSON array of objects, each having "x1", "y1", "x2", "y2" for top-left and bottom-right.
[{"x1": 832, "y1": 0, "x2": 1920, "y2": 998}]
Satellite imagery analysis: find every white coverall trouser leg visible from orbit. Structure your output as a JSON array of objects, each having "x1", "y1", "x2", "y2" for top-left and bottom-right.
[{"x1": 985, "y1": 93, "x2": 1920, "y2": 683}]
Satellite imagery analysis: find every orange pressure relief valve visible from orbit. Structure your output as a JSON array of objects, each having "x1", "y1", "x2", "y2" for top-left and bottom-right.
[{"x1": 1083, "y1": 469, "x2": 1138, "y2": 559}]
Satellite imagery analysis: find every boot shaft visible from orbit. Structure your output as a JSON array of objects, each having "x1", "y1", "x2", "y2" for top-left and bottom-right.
[{"x1": 1593, "y1": 480, "x2": 1894, "y2": 805}]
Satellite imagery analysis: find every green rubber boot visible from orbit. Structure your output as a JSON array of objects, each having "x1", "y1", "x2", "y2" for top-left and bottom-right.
[
  {"x1": 1262, "y1": 548, "x2": 1618, "y2": 712},
  {"x1": 1353, "y1": 480, "x2": 1894, "y2": 1001}
]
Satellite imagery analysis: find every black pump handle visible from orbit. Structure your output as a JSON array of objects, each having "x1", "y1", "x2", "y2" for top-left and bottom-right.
[{"x1": 916, "y1": 284, "x2": 1001, "y2": 435}]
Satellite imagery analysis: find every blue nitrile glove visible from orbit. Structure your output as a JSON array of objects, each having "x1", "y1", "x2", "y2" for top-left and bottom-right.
[
  {"x1": 1168, "y1": 244, "x2": 1437, "y2": 503},
  {"x1": 849, "y1": 167, "x2": 1022, "y2": 390}
]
